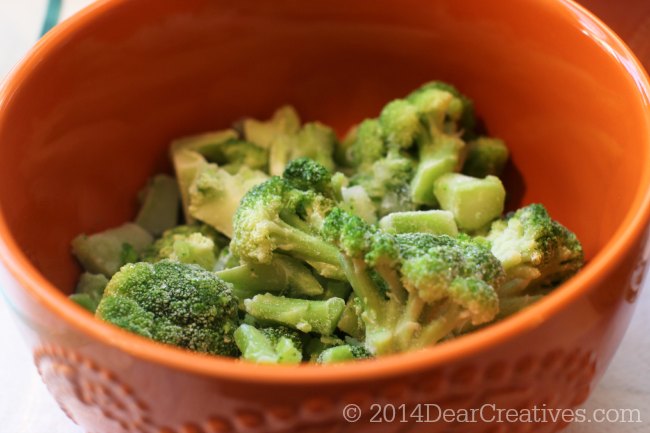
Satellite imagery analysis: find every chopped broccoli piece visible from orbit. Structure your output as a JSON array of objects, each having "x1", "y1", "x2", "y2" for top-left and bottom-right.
[
  {"x1": 317, "y1": 344, "x2": 372, "y2": 364},
  {"x1": 462, "y1": 137, "x2": 509, "y2": 178},
  {"x1": 231, "y1": 176, "x2": 342, "y2": 278},
  {"x1": 379, "y1": 210, "x2": 458, "y2": 236},
  {"x1": 142, "y1": 224, "x2": 224, "y2": 270},
  {"x1": 234, "y1": 324, "x2": 303, "y2": 364},
  {"x1": 214, "y1": 246, "x2": 240, "y2": 271},
  {"x1": 170, "y1": 129, "x2": 238, "y2": 222},
  {"x1": 337, "y1": 294, "x2": 365, "y2": 339},
  {"x1": 340, "y1": 185, "x2": 377, "y2": 224},
  {"x1": 243, "y1": 293, "x2": 345, "y2": 335},
  {"x1": 96, "y1": 260, "x2": 240, "y2": 356},
  {"x1": 322, "y1": 208, "x2": 501, "y2": 354},
  {"x1": 188, "y1": 164, "x2": 268, "y2": 237},
  {"x1": 242, "y1": 105, "x2": 301, "y2": 149},
  {"x1": 72, "y1": 223, "x2": 154, "y2": 277},
  {"x1": 434, "y1": 173, "x2": 505, "y2": 232},
  {"x1": 269, "y1": 122, "x2": 337, "y2": 175},
  {"x1": 135, "y1": 174, "x2": 180, "y2": 236},
  {"x1": 69, "y1": 272, "x2": 109, "y2": 313},
  {"x1": 215, "y1": 255, "x2": 324, "y2": 299},
  {"x1": 198, "y1": 138, "x2": 267, "y2": 173},
  {"x1": 282, "y1": 157, "x2": 334, "y2": 198},
  {"x1": 486, "y1": 204, "x2": 584, "y2": 296}
]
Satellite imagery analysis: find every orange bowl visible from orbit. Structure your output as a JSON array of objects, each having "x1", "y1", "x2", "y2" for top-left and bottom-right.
[{"x1": 1, "y1": 0, "x2": 649, "y2": 432}]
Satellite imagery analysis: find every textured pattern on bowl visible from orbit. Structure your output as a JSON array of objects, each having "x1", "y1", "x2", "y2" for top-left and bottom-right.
[{"x1": 1, "y1": 0, "x2": 649, "y2": 432}]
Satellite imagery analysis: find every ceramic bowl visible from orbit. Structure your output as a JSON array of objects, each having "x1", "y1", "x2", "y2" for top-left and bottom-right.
[{"x1": 1, "y1": 1, "x2": 649, "y2": 432}]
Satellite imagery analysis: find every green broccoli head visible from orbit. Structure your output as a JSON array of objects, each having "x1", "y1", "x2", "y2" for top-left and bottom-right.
[
  {"x1": 407, "y1": 81, "x2": 476, "y2": 137},
  {"x1": 231, "y1": 176, "x2": 341, "y2": 276},
  {"x1": 486, "y1": 204, "x2": 584, "y2": 296},
  {"x1": 96, "y1": 260, "x2": 240, "y2": 356},
  {"x1": 282, "y1": 157, "x2": 334, "y2": 198},
  {"x1": 322, "y1": 208, "x2": 502, "y2": 355},
  {"x1": 396, "y1": 233, "x2": 504, "y2": 305}
]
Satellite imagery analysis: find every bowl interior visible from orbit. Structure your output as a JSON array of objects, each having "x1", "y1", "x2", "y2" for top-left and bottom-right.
[{"x1": 0, "y1": 0, "x2": 649, "y2": 293}]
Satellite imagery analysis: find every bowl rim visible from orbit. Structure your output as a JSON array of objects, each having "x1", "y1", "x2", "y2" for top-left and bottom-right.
[{"x1": 1, "y1": 0, "x2": 650, "y2": 384}]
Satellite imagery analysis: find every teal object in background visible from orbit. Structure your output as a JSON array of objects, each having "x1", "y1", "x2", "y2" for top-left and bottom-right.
[{"x1": 40, "y1": 0, "x2": 62, "y2": 37}]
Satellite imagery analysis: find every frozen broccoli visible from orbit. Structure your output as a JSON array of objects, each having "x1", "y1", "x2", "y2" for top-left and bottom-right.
[
  {"x1": 322, "y1": 208, "x2": 502, "y2": 355},
  {"x1": 231, "y1": 175, "x2": 343, "y2": 279},
  {"x1": 317, "y1": 344, "x2": 372, "y2": 364},
  {"x1": 486, "y1": 204, "x2": 584, "y2": 296},
  {"x1": 72, "y1": 223, "x2": 154, "y2": 277},
  {"x1": 96, "y1": 260, "x2": 240, "y2": 356},
  {"x1": 188, "y1": 163, "x2": 268, "y2": 238},
  {"x1": 69, "y1": 273, "x2": 109, "y2": 313},
  {"x1": 241, "y1": 105, "x2": 301, "y2": 149},
  {"x1": 243, "y1": 293, "x2": 345, "y2": 335},
  {"x1": 269, "y1": 122, "x2": 337, "y2": 175},
  {"x1": 234, "y1": 324, "x2": 303, "y2": 364}
]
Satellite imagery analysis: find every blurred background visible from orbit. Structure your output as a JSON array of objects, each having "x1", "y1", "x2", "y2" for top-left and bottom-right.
[{"x1": 0, "y1": 1, "x2": 648, "y2": 432}]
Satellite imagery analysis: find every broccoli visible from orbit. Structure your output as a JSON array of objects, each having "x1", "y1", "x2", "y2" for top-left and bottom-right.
[
  {"x1": 234, "y1": 324, "x2": 303, "y2": 364},
  {"x1": 170, "y1": 129, "x2": 239, "y2": 222},
  {"x1": 188, "y1": 164, "x2": 268, "y2": 238},
  {"x1": 72, "y1": 223, "x2": 154, "y2": 277},
  {"x1": 96, "y1": 260, "x2": 240, "y2": 356},
  {"x1": 198, "y1": 138, "x2": 267, "y2": 173},
  {"x1": 230, "y1": 176, "x2": 343, "y2": 279},
  {"x1": 241, "y1": 105, "x2": 301, "y2": 149},
  {"x1": 135, "y1": 174, "x2": 180, "y2": 236},
  {"x1": 379, "y1": 210, "x2": 458, "y2": 236},
  {"x1": 322, "y1": 208, "x2": 502, "y2": 355},
  {"x1": 243, "y1": 293, "x2": 345, "y2": 335},
  {"x1": 317, "y1": 344, "x2": 372, "y2": 364},
  {"x1": 486, "y1": 204, "x2": 584, "y2": 296},
  {"x1": 215, "y1": 254, "x2": 324, "y2": 300},
  {"x1": 348, "y1": 118, "x2": 417, "y2": 216},
  {"x1": 269, "y1": 122, "x2": 337, "y2": 175},
  {"x1": 340, "y1": 185, "x2": 378, "y2": 224},
  {"x1": 337, "y1": 294, "x2": 365, "y2": 339},
  {"x1": 69, "y1": 273, "x2": 109, "y2": 313},
  {"x1": 407, "y1": 81, "x2": 477, "y2": 138},
  {"x1": 142, "y1": 224, "x2": 226, "y2": 271},
  {"x1": 434, "y1": 173, "x2": 506, "y2": 231},
  {"x1": 462, "y1": 137, "x2": 509, "y2": 178},
  {"x1": 282, "y1": 157, "x2": 335, "y2": 198}
]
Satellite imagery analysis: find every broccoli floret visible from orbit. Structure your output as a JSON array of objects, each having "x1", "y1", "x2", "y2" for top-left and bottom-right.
[
  {"x1": 407, "y1": 81, "x2": 476, "y2": 138},
  {"x1": 243, "y1": 293, "x2": 345, "y2": 335},
  {"x1": 72, "y1": 223, "x2": 154, "y2": 277},
  {"x1": 135, "y1": 174, "x2": 180, "y2": 236},
  {"x1": 241, "y1": 105, "x2": 301, "y2": 149},
  {"x1": 340, "y1": 185, "x2": 377, "y2": 224},
  {"x1": 96, "y1": 260, "x2": 240, "y2": 356},
  {"x1": 486, "y1": 204, "x2": 584, "y2": 296},
  {"x1": 230, "y1": 176, "x2": 342, "y2": 278},
  {"x1": 269, "y1": 122, "x2": 337, "y2": 175},
  {"x1": 317, "y1": 344, "x2": 372, "y2": 364},
  {"x1": 216, "y1": 254, "x2": 324, "y2": 299},
  {"x1": 234, "y1": 324, "x2": 303, "y2": 364},
  {"x1": 322, "y1": 208, "x2": 502, "y2": 355},
  {"x1": 142, "y1": 224, "x2": 225, "y2": 270},
  {"x1": 69, "y1": 272, "x2": 109, "y2": 313},
  {"x1": 188, "y1": 164, "x2": 268, "y2": 237},
  {"x1": 282, "y1": 157, "x2": 334, "y2": 198},
  {"x1": 462, "y1": 137, "x2": 509, "y2": 178}
]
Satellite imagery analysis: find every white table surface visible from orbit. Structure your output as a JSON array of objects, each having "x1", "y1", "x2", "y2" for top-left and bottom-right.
[{"x1": 0, "y1": 2, "x2": 648, "y2": 432}]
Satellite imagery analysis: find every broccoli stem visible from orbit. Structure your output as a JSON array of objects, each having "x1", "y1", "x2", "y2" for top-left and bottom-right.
[
  {"x1": 216, "y1": 255, "x2": 324, "y2": 299},
  {"x1": 412, "y1": 304, "x2": 462, "y2": 349},
  {"x1": 410, "y1": 135, "x2": 464, "y2": 206},
  {"x1": 265, "y1": 220, "x2": 342, "y2": 271},
  {"x1": 234, "y1": 324, "x2": 280, "y2": 364},
  {"x1": 244, "y1": 294, "x2": 345, "y2": 335}
]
